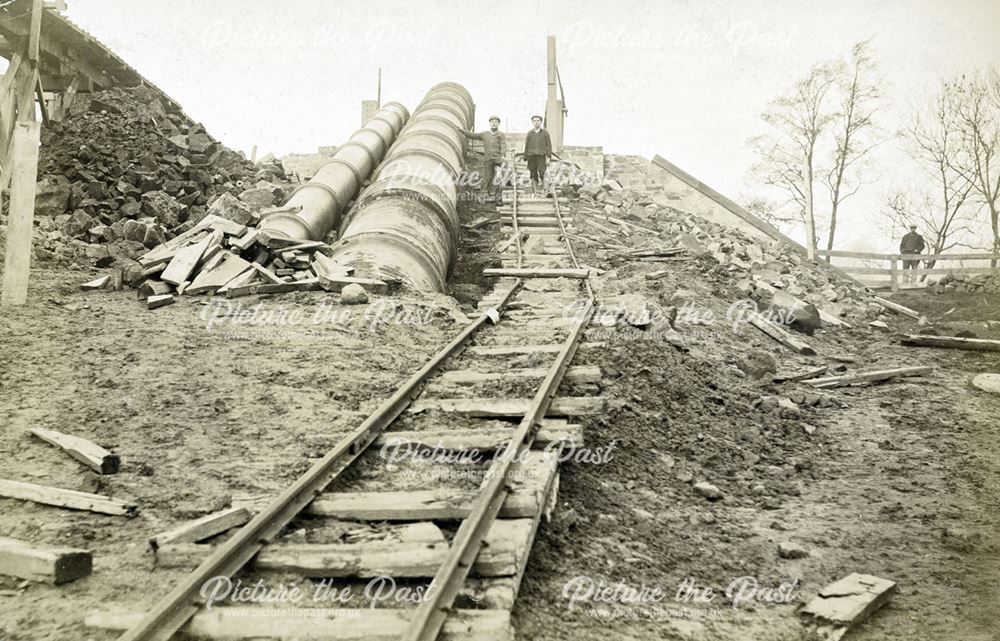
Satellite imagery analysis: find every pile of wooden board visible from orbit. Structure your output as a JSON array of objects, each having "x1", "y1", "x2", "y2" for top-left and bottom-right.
[{"x1": 80, "y1": 214, "x2": 389, "y2": 308}]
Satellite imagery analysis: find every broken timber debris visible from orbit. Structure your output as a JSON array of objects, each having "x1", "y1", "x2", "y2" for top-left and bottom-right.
[
  {"x1": 149, "y1": 507, "x2": 253, "y2": 551},
  {"x1": 900, "y1": 334, "x2": 1000, "y2": 352},
  {"x1": 0, "y1": 479, "x2": 137, "y2": 516},
  {"x1": 805, "y1": 366, "x2": 932, "y2": 389},
  {"x1": 800, "y1": 573, "x2": 896, "y2": 640},
  {"x1": 772, "y1": 365, "x2": 828, "y2": 384},
  {"x1": 29, "y1": 427, "x2": 120, "y2": 474},
  {"x1": 873, "y1": 296, "x2": 922, "y2": 320},
  {"x1": 482, "y1": 268, "x2": 591, "y2": 279},
  {"x1": 0, "y1": 537, "x2": 93, "y2": 584},
  {"x1": 85, "y1": 608, "x2": 512, "y2": 641},
  {"x1": 746, "y1": 312, "x2": 817, "y2": 355}
]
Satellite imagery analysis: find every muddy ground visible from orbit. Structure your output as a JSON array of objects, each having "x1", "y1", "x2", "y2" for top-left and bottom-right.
[{"x1": 1, "y1": 191, "x2": 998, "y2": 641}]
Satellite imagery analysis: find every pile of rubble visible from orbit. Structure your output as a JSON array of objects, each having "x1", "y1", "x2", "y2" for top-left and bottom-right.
[
  {"x1": 80, "y1": 213, "x2": 386, "y2": 309},
  {"x1": 928, "y1": 270, "x2": 1000, "y2": 294},
  {"x1": 7, "y1": 86, "x2": 291, "y2": 268},
  {"x1": 574, "y1": 180, "x2": 880, "y2": 328}
]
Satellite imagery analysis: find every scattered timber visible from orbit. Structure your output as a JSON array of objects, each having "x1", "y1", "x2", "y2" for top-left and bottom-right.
[
  {"x1": 149, "y1": 507, "x2": 253, "y2": 551},
  {"x1": 805, "y1": 366, "x2": 932, "y2": 389},
  {"x1": 900, "y1": 334, "x2": 1000, "y2": 352},
  {"x1": 873, "y1": 296, "x2": 922, "y2": 320},
  {"x1": 800, "y1": 573, "x2": 896, "y2": 640},
  {"x1": 29, "y1": 427, "x2": 119, "y2": 474},
  {"x1": 747, "y1": 312, "x2": 817, "y2": 355},
  {"x1": 0, "y1": 479, "x2": 137, "y2": 516},
  {"x1": 0, "y1": 537, "x2": 92, "y2": 584}
]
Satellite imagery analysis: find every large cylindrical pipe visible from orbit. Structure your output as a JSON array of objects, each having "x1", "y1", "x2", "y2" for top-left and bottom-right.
[
  {"x1": 330, "y1": 82, "x2": 474, "y2": 291},
  {"x1": 258, "y1": 102, "x2": 409, "y2": 241}
]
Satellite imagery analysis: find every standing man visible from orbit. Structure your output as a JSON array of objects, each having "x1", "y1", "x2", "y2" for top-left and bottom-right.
[
  {"x1": 460, "y1": 116, "x2": 506, "y2": 202},
  {"x1": 900, "y1": 224, "x2": 926, "y2": 284},
  {"x1": 523, "y1": 115, "x2": 552, "y2": 195}
]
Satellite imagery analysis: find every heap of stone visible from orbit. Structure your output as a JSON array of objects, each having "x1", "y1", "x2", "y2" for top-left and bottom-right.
[
  {"x1": 575, "y1": 180, "x2": 878, "y2": 325},
  {"x1": 18, "y1": 86, "x2": 290, "y2": 267},
  {"x1": 928, "y1": 270, "x2": 1000, "y2": 294}
]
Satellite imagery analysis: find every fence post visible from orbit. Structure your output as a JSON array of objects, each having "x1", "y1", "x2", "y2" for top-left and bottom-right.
[{"x1": 890, "y1": 256, "x2": 899, "y2": 292}]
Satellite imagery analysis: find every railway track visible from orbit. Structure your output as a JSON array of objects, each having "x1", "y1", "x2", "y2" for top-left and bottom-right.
[{"x1": 90, "y1": 159, "x2": 601, "y2": 641}]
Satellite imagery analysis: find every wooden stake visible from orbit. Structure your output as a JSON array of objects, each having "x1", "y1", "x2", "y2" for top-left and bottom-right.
[{"x1": 0, "y1": 120, "x2": 41, "y2": 306}]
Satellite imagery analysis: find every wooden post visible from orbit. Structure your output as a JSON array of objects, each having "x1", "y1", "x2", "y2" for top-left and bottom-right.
[
  {"x1": 1, "y1": 120, "x2": 41, "y2": 306},
  {"x1": 889, "y1": 256, "x2": 899, "y2": 292},
  {"x1": 544, "y1": 35, "x2": 562, "y2": 152}
]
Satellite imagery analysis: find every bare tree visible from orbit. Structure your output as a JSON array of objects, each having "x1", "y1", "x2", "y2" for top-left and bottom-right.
[
  {"x1": 748, "y1": 41, "x2": 881, "y2": 259},
  {"x1": 749, "y1": 59, "x2": 839, "y2": 255},
  {"x1": 823, "y1": 40, "x2": 881, "y2": 257},
  {"x1": 881, "y1": 83, "x2": 976, "y2": 269},
  {"x1": 949, "y1": 71, "x2": 1000, "y2": 264}
]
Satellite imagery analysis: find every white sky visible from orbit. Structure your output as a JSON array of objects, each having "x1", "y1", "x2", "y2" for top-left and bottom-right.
[{"x1": 62, "y1": 0, "x2": 1000, "y2": 252}]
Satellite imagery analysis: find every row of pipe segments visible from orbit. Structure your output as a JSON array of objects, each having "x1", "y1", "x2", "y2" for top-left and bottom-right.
[{"x1": 256, "y1": 82, "x2": 474, "y2": 293}]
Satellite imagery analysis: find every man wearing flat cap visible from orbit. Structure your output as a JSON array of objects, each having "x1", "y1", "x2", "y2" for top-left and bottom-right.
[
  {"x1": 522, "y1": 115, "x2": 552, "y2": 195},
  {"x1": 460, "y1": 116, "x2": 506, "y2": 202},
  {"x1": 899, "y1": 224, "x2": 926, "y2": 284}
]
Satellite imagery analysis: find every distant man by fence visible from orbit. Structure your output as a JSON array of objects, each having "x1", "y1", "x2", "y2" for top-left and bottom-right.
[
  {"x1": 460, "y1": 116, "x2": 506, "y2": 202},
  {"x1": 900, "y1": 224, "x2": 926, "y2": 283}
]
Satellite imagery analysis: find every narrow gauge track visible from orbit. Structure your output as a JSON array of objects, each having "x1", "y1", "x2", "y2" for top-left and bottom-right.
[{"x1": 96, "y1": 159, "x2": 601, "y2": 641}]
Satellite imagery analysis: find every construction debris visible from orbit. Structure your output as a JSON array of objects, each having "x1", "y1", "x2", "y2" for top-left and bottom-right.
[
  {"x1": 17, "y1": 86, "x2": 286, "y2": 269},
  {"x1": 800, "y1": 573, "x2": 897, "y2": 639},
  {"x1": 900, "y1": 334, "x2": 1000, "y2": 352},
  {"x1": 873, "y1": 296, "x2": 923, "y2": 320},
  {"x1": 0, "y1": 537, "x2": 93, "y2": 585},
  {"x1": 971, "y1": 373, "x2": 1000, "y2": 395},
  {"x1": 805, "y1": 366, "x2": 933, "y2": 389},
  {"x1": 29, "y1": 427, "x2": 120, "y2": 474},
  {"x1": 747, "y1": 311, "x2": 817, "y2": 355},
  {"x1": 0, "y1": 479, "x2": 137, "y2": 517},
  {"x1": 149, "y1": 507, "x2": 253, "y2": 551}
]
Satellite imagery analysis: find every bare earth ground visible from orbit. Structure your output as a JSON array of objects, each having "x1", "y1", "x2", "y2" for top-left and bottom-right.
[{"x1": 1, "y1": 200, "x2": 999, "y2": 641}]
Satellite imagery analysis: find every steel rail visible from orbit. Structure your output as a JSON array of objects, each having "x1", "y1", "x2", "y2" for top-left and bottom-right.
[
  {"x1": 117, "y1": 283, "x2": 522, "y2": 641},
  {"x1": 402, "y1": 173, "x2": 597, "y2": 641}
]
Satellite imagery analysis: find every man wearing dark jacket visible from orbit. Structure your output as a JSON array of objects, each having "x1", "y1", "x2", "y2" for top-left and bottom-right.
[
  {"x1": 460, "y1": 116, "x2": 506, "y2": 201},
  {"x1": 523, "y1": 115, "x2": 552, "y2": 195},
  {"x1": 900, "y1": 224, "x2": 926, "y2": 283}
]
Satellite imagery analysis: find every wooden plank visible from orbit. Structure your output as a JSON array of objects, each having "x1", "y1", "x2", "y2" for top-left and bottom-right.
[
  {"x1": 805, "y1": 366, "x2": 932, "y2": 389},
  {"x1": 27, "y1": 0, "x2": 42, "y2": 61},
  {"x1": 80, "y1": 275, "x2": 110, "y2": 291},
  {"x1": 309, "y1": 451, "x2": 557, "y2": 521},
  {"x1": 186, "y1": 253, "x2": 252, "y2": 295},
  {"x1": 0, "y1": 120, "x2": 41, "y2": 306},
  {"x1": 0, "y1": 479, "x2": 137, "y2": 516},
  {"x1": 818, "y1": 249, "x2": 999, "y2": 261},
  {"x1": 147, "y1": 294, "x2": 175, "y2": 310},
  {"x1": 85, "y1": 608, "x2": 512, "y2": 641},
  {"x1": 0, "y1": 537, "x2": 91, "y2": 584},
  {"x1": 373, "y1": 421, "x2": 582, "y2": 451},
  {"x1": 873, "y1": 296, "x2": 922, "y2": 320},
  {"x1": 318, "y1": 274, "x2": 389, "y2": 294},
  {"x1": 801, "y1": 573, "x2": 896, "y2": 630},
  {"x1": 249, "y1": 261, "x2": 284, "y2": 285},
  {"x1": 747, "y1": 313, "x2": 817, "y2": 355},
  {"x1": 407, "y1": 397, "x2": 604, "y2": 417},
  {"x1": 216, "y1": 267, "x2": 257, "y2": 294},
  {"x1": 483, "y1": 268, "x2": 590, "y2": 279},
  {"x1": 225, "y1": 279, "x2": 321, "y2": 299},
  {"x1": 772, "y1": 365, "x2": 828, "y2": 384},
  {"x1": 228, "y1": 228, "x2": 259, "y2": 251},
  {"x1": 900, "y1": 334, "x2": 1000, "y2": 352},
  {"x1": 156, "y1": 519, "x2": 534, "y2": 579},
  {"x1": 437, "y1": 365, "x2": 601, "y2": 386},
  {"x1": 161, "y1": 235, "x2": 211, "y2": 285},
  {"x1": 468, "y1": 342, "x2": 604, "y2": 356},
  {"x1": 29, "y1": 427, "x2": 119, "y2": 474},
  {"x1": 149, "y1": 507, "x2": 253, "y2": 551}
]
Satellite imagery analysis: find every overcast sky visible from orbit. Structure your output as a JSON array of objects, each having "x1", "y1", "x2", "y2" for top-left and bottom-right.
[{"x1": 62, "y1": 0, "x2": 1000, "y2": 252}]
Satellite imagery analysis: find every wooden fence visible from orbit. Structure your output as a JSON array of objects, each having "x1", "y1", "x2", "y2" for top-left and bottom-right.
[{"x1": 815, "y1": 249, "x2": 999, "y2": 292}]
